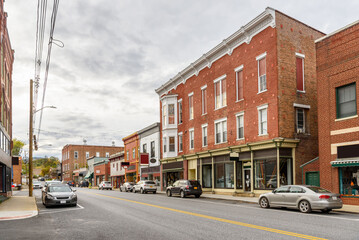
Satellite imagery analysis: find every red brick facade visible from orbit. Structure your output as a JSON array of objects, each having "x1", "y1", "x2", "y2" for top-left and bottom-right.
[
  {"x1": 316, "y1": 21, "x2": 359, "y2": 205},
  {"x1": 122, "y1": 133, "x2": 140, "y2": 182},
  {"x1": 62, "y1": 145, "x2": 123, "y2": 181},
  {"x1": 94, "y1": 161, "x2": 110, "y2": 186}
]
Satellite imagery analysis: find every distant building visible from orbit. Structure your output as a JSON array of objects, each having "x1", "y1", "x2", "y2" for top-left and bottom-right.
[
  {"x1": 0, "y1": 1, "x2": 14, "y2": 197},
  {"x1": 155, "y1": 8, "x2": 324, "y2": 193},
  {"x1": 85, "y1": 157, "x2": 108, "y2": 186},
  {"x1": 61, "y1": 144, "x2": 123, "y2": 182},
  {"x1": 109, "y1": 152, "x2": 125, "y2": 188},
  {"x1": 93, "y1": 159, "x2": 110, "y2": 186},
  {"x1": 138, "y1": 123, "x2": 160, "y2": 183},
  {"x1": 12, "y1": 157, "x2": 22, "y2": 188},
  {"x1": 316, "y1": 21, "x2": 359, "y2": 205}
]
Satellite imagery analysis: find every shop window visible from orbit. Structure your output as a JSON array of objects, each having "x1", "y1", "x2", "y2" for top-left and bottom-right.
[
  {"x1": 254, "y1": 159, "x2": 277, "y2": 189},
  {"x1": 342, "y1": 166, "x2": 359, "y2": 196},
  {"x1": 214, "y1": 162, "x2": 234, "y2": 189},
  {"x1": 202, "y1": 165, "x2": 212, "y2": 188},
  {"x1": 336, "y1": 82, "x2": 357, "y2": 119},
  {"x1": 280, "y1": 158, "x2": 293, "y2": 185},
  {"x1": 236, "y1": 161, "x2": 243, "y2": 189}
]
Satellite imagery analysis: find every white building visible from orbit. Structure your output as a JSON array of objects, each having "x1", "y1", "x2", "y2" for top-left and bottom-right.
[{"x1": 109, "y1": 152, "x2": 125, "y2": 188}]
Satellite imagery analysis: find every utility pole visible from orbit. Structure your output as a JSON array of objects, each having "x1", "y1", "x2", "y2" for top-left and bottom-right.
[{"x1": 29, "y1": 79, "x2": 33, "y2": 197}]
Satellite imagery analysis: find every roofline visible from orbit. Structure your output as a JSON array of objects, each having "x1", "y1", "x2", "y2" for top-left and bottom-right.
[
  {"x1": 138, "y1": 122, "x2": 160, "y2": 135},
  {"x1": 122, "y1": 132, "x2": 139, "y2": 141},
  {"x1": 62, "y1": 144, "x2": 124, "y2": 149},
  {"x1": 155, "y1": 7, "x2": 276, "y2": 97},
  {"x1": 315, "y1": 20, "x2": 359, "y2": 43}
]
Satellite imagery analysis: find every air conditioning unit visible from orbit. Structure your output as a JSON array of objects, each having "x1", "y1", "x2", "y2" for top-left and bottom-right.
[{"x1": 297, "y1": 128, "x2": 304, "y2": 134}]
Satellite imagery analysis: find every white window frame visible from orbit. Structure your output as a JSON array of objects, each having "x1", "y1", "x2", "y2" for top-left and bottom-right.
[
  {"x1": 235, "y1": 65, "x2": 244, "y2": 102},
  {"x1": 169, "y1": 136, "x2": 175, "y2": 152},
  {"x1": 168, "y1": 104, "x2": 175, "y2": 125},
  {"x1": 236, "y1": 112, "x2": 244, "y2": 140},
  {"x1": 106, "y1": 152, "x2": 109, "y2": 158},
  {"x1": 178, "y1": 132, "x2": 183, "y2": 152},
  {"x1": 188, "y1": 92, "x2": 194, "y2": 120},
  {"x1": 256, "y1": 52, "x2": 267, "y2": 93},
  {"x1": 163, "y1": 137, "x2": 167, "y2": 153},
  {"x1": 86, "y1": 152, "x2": 89, "y2": 158},
  {"x1": 162, "y1": 104, "x2": 167, "y2": 127},
  {"x1": 96, "y1": 152, "x2": 100, "y2": 157},
  {"x1": 214, "y1": 74, "x2": 227, "y2": 110},
  {"x1": 214, "y1": 117, "x2": 227, "y2": 144},
  {"x1": 201, "y1": 123, "x2": 208, "y2": 147},
  {"x1": 74, "y1": 151, "x2": 78, "y2": 159},
  {"x1": 201, "y1": 85, "x2": 207, "y2": 115},
  {"x1": 296, "y1": 108, "x2": 306, "y2": 133},
  {"x1": 189, "y1": 128, "x2": 194, "y2": 150},
  {"x1": 257, "y1": 104, "x2": 268, "y2": 136},
  {"x1": 178, "y1": 99, "x2": 183, "y2": 125},
  {"x1": 295, "y1": 53, "x2": 305, "y2": 93}
]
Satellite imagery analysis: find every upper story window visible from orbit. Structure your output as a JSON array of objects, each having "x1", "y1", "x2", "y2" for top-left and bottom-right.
[
  {"x1": 106, "y1": 152, "x2": 109, "y2": 158},
  {"x1": 215, "y1": 118, "x2": 227, "y2": 144},
  {"x1": 163, "y1": 137, "x2": 167, "y2": 153},
  {"x1": 162, "y1": 105, "x2": 167, "y2": 127},
  {"x1": 168, "y1": 104, "x2": 175, "y2": 124},
  {"x1": 256, "y1": 53, "x2": 267, "y2": 93},
  {"x1": 126, "y1": 151, "x2": 129, "y2": 160},
  {"x1": 201, "y1": 85, "x2": 207, "y2": 115},
  {"x1": 169, "y1": 137, "x2": 175, "y2": 152},
  {"x1": 116, "y1": 163, "x2": 118, "y2": 171},
  {"x1": 74, "y1": 151, "x2": 78, "y2": 159},
  {"x1": 235, "y1": 65, "x2": 244, "y2": 101},
  {"x1": 178, "y1": 133, "x2": 183, "y2": 152},
  {"x1": 178, "y1": 99, "x2": 183, "y2": 124},
  {"x1": 86, "y1": 152, "x2": 89, "y2": 158},
  {"x1": 336, "y1": 82, "x2": 357, "y2": 119},
  {"x1": 132, "y1": 148, "x2": 136, "y2": 159},
  {"x1": 296, "y1": 53, "x2": 305, "y2": 92},
  {"x1": 96, "y1": 152, "x2": 100, "y2": 157},
  {"x1": 150, "y1": 141, "x2": 155, "y2": 158},
  {"x1": 189, "y1": 93, "x2": 194, "y2": 120},
  {"x1": 189, "y1": 128, "x2": 194, "y2": 150},
  {"x1": 143, "y1": 143, "x2": 147, "y2": 153},
  {"x1": 296, "y1": 108, "x2": 305, "y2": 133},
  {"x1": 202, "y1": 124, "x2": 208, "y2": 147},
  {"x1": 214, "y1": 75, "x2": 227, "y2": 109},
  {"x1": 236, "y1": 112, "x2": 244, "y2": 140},
  {"x1": 258, "y1": 104, "x2": 268, "y2": 136}
]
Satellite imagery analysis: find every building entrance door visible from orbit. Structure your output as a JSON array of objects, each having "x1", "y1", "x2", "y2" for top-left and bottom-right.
[{"x1": 244, "y1": 169, "x2": 251, "y2": 192}]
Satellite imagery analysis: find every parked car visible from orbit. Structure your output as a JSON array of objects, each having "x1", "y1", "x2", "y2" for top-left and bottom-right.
[
  {"x1": 133, "y1": 180, "x2": 156, "y2": 194},
  {"x1": 79, "y1": 180, "x2": 89, "y2": 188},
  {"x1": 44, "y1": 180, "x2": 62, "y2": 189},
  {"x1": 33, "y1": 181, "x2": 42, "y2": 189},
  {"x1": 99, "y1": 181, "x2": 113, "y2": 190},
  {"x1": 42, "y1": 184, "x2": 77, "y2": 207},
  {"x1": 166, "y1": 180, "x2": 202, "y2": 198},
  {"x1": 258, "y1": 185, "x2": 343, "y2": 213},
  {"x1": 120, "y1": 182, "x2": 135, "y2": 192}
]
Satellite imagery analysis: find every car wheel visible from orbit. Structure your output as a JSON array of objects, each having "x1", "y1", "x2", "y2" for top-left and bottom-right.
[
  {"x1": 72, "y1": 203, "x2": 77, "y2": 207},
  {"x1": 120, "y1": 188, "x2": 122, "y2": 192},
  {"x1": 321, "y1": 209, "x2": 331, "y2": 213},
  {"x1": 299, "y1": 200, "x2": 312, "y2": 213},
  {"x1": 133, "y1": 189, "x2": 136, "y2": 193},
  {"x1": 180, "y1": 190, "x2": 185, "y2": 198},
  {"x1": 166, "y1": 190, "x2": 172, "y2": 197},
  {"x1": 195, "y1": 194, "x2": 200, "y2": 198},
  {"x1": 259, "y1": 197, "x2": 270, "y2": 208},
  {"x1": 140, "y1": 188, "x2": 144, "y2": 194},
  {"x1": 153, "y1": 191, "x2": 156, "y2": 194}
]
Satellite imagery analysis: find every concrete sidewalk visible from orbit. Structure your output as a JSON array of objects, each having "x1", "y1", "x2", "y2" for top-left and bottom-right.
[{"x1": 0, "y1": 190, "x2": 38, "y2": 221}]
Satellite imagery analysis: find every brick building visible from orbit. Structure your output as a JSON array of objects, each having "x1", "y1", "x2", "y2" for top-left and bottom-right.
[
  {"x1": 0, "y1": 0, "x2": 14, "y2": 197},
  {"x1": 316, "y1": 21, "x2": 359, "y2": 205},
  {"x1": 93, "y1": 159, "x2": 110, "y2": 186},
  {"x1": 122, "y1": 133, "x2": 140, "y2": 182},
  {"x1": 155, "y1": 8, "x2": 324, "y2": 195},
  {"x1": 61, "y1": 144, "x2": 123, "y2": 182}
]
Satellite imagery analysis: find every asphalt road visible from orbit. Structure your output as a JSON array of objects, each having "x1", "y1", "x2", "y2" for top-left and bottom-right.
[{"x1": 1, "y1": 188, "x2": 358, "y2": 240}]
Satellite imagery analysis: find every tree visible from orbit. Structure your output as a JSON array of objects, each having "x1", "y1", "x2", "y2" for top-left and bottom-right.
[
  {"x1": 40, "y1": 166, "x2": 51, "y2": 177},
  {"x1": 12, "y1": 138, "x2": 25, "y2": 156}
]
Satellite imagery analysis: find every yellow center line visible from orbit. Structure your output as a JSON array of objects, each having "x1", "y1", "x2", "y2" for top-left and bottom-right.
[{"x1": 80, "y1": 191, "x2": 327, "y2": 240}]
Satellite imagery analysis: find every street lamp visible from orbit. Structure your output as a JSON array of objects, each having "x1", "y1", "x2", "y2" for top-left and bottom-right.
[{"x1": 34, "y1": 106, "x2": 56, "y2": 114}]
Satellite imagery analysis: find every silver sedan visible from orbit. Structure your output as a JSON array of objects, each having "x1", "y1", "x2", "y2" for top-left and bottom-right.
[{"x1": 258, "y1": 185, "x2": 343, "y2": 213}]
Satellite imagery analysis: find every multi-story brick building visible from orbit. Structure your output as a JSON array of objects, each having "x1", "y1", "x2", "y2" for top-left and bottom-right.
[
  {"x1": 61, "y1": 144, "x2": 123, "y2": 182},
  {"x1": 155, "y1": 8, "x2": 324, "y2": 195},
  {"x1": 122, "y1": 133, "x2": 140, "y2": 182},
  {"x1": 93, "y1": 159, "x2": 110, "y2": 186},
  {"x1": 138, "y1": 123, "x2": 161, "y2": 182},
  {"x1": 316, "y1": 21, "x2": 359, "y2": 205},
  {"x1": 0, "y1": 1, "x2": 14, "y2": 197}
]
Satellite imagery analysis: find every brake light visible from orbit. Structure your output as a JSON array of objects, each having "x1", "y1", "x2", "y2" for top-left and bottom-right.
[
  {"x1": 144, "y1": 184, "x2": 147, "y2": 187},
  {"x1": 319, "y1": 195, "x2": 330, "y2": 199},
  {"x1": 186, "y1": 185, "x2": 189, "y2": 189}
]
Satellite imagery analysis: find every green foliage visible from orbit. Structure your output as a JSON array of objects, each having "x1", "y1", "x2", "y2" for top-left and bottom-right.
[
  {"x1": 40, "y1": 166, "x2": 51, "y2": 177},
  {"x1": 12, "y1": 138, "x2": 25, "y2": 156},
  {"x1": 34, "y1": 156, "x2": 60, "y2": 168}
]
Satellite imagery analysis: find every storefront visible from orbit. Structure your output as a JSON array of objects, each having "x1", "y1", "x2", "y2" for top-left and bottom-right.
[
  {"x1": 125, "y1": 164, "x2": 137, "y2": 183},
  {"x1": 0, "y1": 164, "x2": 11, "y2": 196},
  {"x1": 331, "y1": 160, "x2": 359, "y2": 202},
  {"x1": 141, "y1": 165, "x2": 160, "y2": 183},
  {"x1": 162, "y1": 161, "x2": 183, "y2": 188}
]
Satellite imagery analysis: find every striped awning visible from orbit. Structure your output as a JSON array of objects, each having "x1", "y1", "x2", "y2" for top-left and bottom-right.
[{"x1": 331, "y1": 159, "x2": 359, "y2": 167}]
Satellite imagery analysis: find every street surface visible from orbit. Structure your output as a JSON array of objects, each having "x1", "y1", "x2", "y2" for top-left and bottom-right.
[{"x1": 1, "y1": 188, "x2": 358, "y2": 240}]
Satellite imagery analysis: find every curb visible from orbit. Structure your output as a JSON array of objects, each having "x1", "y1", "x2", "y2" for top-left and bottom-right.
[{"x1": 0, "y1": 210, "x2": 38, "y2": 221}]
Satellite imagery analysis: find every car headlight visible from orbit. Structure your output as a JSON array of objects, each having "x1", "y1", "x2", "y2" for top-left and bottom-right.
[
  {"x1": 47, "y1": 194, "x2": 55, "y2": 200},
  {"x1": 70, "y1": 193, "x2": 77, "y2": 199}
]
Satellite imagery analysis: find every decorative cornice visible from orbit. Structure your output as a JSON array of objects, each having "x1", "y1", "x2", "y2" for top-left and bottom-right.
[{"x1": 155, "y1": 7, "x2": 276, "y2": 97}]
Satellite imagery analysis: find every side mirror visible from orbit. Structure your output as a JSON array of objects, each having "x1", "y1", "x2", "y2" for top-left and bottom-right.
[{"x1": 73, "y1": 189, "x2": 77, "y2": 192}]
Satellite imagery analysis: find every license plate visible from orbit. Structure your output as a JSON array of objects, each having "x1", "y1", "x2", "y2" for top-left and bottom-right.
[
  {"x1": 60, "y1": 200, "x2": 66, "y2": 204},
  {"x1": 194, "y1": 187, "x2": 197, "y2": 189},
  {"x1": 332, "y1": 197, "x2": 337, "y2": 200}
]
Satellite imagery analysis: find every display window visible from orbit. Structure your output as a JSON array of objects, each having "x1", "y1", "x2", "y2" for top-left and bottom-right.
[
  {"x1": 202, "y1": 165, "x2": 212, "y2": 188},
  {"x1": 341, "y1": 166, "x2": 359, "y2": 196},
  {"x1": 214, "y1": 162, "x2": 234, "y2": 189},
  {"x1": 236, "y1": 161, "x2": 243, "y2": 189},
  {"x1": 254, "y1": 159, "x2": 277, "y2": 189}
]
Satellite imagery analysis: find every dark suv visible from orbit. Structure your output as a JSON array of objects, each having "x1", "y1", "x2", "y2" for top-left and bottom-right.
[{"x1": 166, "y1": 180, "x2": 202, "y2": 198}]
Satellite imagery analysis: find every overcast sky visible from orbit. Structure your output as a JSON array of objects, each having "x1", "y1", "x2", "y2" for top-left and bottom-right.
[{"x1": 5, "y1": 0, "x2": 359, "y2": 159}]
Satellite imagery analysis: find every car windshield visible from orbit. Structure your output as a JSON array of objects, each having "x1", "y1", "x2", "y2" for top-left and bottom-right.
[
  {"x1": 104, "y1": 182, "x2": 111, "y2": 184},
  {"x1": 189, "y1": 180, "x2": 200, "y2": 186},
  {"x1": 33, "y1": 181, "x2": 41, "y2": 185},
  {"x1": 307, "y1": 186, "x2": 331, "y2": 193},
  {"x1": 145, "y1": 181, "x2": 155, "y2": 184},
  {"x1": 48, "y1": 186, "x2": 72, "y2": 192}
]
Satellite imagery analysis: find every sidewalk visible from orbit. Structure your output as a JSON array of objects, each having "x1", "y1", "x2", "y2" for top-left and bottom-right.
[{"x1": 0, "y1": 190, "x2": 38, "y2": 221}]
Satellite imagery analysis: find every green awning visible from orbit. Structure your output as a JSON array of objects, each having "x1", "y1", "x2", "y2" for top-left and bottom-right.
[
  {"x1": 84, "y1": 172, "x2": 94, "y2": 179},
  {"x1": 331, "y1": 159, "x2": 359, "y2": 167}
]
